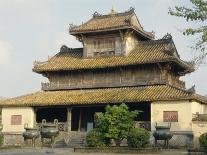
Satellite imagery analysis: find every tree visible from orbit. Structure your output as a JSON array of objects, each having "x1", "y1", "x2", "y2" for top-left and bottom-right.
[
  {"x1": 96, "y1": 103, "x2": 139, "y2": 146},
  {"x1": 169, "y1": 0, "x2": 207, "y2": 65}
]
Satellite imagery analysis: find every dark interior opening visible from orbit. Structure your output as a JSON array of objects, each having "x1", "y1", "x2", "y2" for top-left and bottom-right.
[
  {"x1": 128, "y1": 102, "x2": 151, "y2": 121},
  {"x1": 71, "y1": 106, "x2": 105, "y2": 131},
  {"x1": 36, "y1": 107, "x2": 67, "y2": 123}
]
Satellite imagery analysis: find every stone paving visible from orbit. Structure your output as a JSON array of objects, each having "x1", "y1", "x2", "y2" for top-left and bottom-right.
[{"x1": 0, "y1": 147, "x2": 190, "y2": 155}]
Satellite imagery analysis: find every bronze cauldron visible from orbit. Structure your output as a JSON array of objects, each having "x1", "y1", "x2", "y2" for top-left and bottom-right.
[
  {"x1": 153, "y1": 122, "x2": 173, "y2": 148},
  {"x1": 23, "y1": 124, "x2": 39, "y2": 147},
  {"x1": 40, "y1": 119, "x2": 59, "y2": 147}
]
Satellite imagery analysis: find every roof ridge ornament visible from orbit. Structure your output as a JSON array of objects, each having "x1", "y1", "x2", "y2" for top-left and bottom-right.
[
  {"x1": 129, "y1": 7, "x2": 135, "y2": 13},
  {"x1": 187, "y1": 85, "x2": 196, "y2": 94},
  {"x1": 60, "y1": 45, "x2": 69, "y2": 53},
  {"x1": 110, "y1": 6, "x2": 117, "y2": 15},
  {"x1": 93, "y1": 11, "x2": 102, "y2": 18},
  {"x1": 163, "y1": 33, "x2": 172, "y2": 40}
]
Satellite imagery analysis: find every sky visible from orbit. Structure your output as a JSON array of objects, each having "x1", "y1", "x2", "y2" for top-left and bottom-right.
[{"x1": 0, "y1": 0, "x2": 206, "y2": 98}]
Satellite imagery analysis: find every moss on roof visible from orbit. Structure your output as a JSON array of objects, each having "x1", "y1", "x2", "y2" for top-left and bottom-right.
[
  {"x1": 69, "y1": 8, "x2": 154, "y2": 39},
  {"x1": 0, "y1": 85, "x2": 206, "y2": 107},
  {"x1": 33, "y1": 39, "x2": 193, "y2": 73}
]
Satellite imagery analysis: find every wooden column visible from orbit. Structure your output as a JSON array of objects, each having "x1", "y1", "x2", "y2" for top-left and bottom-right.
[
  {"x1": 78, "y1": 108, "x2": 82, "y2": 131},
  {"x1": 67, "y1": 107, "x2": 72, "y2": 132}
]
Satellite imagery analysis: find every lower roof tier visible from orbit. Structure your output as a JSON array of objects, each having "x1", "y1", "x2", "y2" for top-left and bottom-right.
[{"x1": 1, "y1": 84, "x2": 206, "y2": 107}]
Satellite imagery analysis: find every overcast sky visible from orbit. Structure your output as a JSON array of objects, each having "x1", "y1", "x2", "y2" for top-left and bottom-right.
[{"x1": 0, "y1": 0, "x2": 206, "y2": 98}]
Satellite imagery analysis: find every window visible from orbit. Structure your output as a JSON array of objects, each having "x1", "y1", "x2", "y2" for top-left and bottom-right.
[
  {"x1": 93, "y1": 38, "x2": 115, "y2": 50},
  {"x1": 11, "y1": 115, "x2": 22, "y2": 125},
  {"x1": 163, "y1": 111, "x2": 178, "y2": 122},
  {"x1": 92, "y1": 38, "x2": 115, "y2": 57}
]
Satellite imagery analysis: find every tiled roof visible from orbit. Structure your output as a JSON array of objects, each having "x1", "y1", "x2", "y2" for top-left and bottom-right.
[
  {"x1": 0, "y1": 85, "x2": 206, "y2": 107},
  {"x1": 69, "y1": 8, "x2": 154, "y2": 39},
  {"x1": 33, "y1": 39, "x2": 194, "y2": 73}
]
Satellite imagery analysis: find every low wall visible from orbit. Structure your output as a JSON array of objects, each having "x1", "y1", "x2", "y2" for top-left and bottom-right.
[
  {"x1": 150, "y1": 131, "x2": 194, "y2": 148},
  {"x1": 2, "y1": 131, "x2": 86, "y2": 146},
  {"x1": 3, "y1": 132, "x2": 23, "y2": 146},
  {"x1": 192, "y1": 121, "x2": 207, "y2": 148}
]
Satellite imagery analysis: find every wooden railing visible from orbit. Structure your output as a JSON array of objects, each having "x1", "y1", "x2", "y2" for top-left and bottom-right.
[
  {"x1": 41, "y1": 80, "x2": 168, "y2": 91},
  {"x1": 192, "y1": 114, "x2": 207, "y2": 121}
]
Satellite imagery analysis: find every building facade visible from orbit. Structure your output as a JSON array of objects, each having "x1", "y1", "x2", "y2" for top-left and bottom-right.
[{"x1": 1, "y1": 8, "x2": 207, "y2": 147}]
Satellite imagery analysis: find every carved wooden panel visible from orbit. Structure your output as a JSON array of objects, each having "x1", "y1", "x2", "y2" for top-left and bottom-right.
[
  {"x1": 163, "y1": 111, "x2": 178, "y2": 122},
  {"x1": 11, "y1": 115, "x2": 22, "y2": 125}
]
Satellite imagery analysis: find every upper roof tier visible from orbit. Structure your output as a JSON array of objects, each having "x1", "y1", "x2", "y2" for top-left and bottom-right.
[
  {"x1": 69, "y1": 7, "x2": 154, "y2": 40},
  {"x1": 33, "y1": 37, "x2": 194, "y2": 73}
]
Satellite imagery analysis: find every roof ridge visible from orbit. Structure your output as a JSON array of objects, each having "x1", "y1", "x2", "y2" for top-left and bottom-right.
[
  {"x1": 137, "y1": 38, "x2": 172, "y2": 45},
  {"x1": 92, "y1": 7, "x2": 135, "y2": 19},
  {"x1": 165, "y1": 83, "x2": 193, "y2": 94}
]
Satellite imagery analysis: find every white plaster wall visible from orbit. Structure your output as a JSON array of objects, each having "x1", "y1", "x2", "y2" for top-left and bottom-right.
[
  {"x1": 191, "y1": 101, "x2": 204, "y2": 114},
  {"x1": 125, "y1": 35, "x2": 136, "y2": 55},
  {"x1": 2, "y1": 107, "x2": 35, "y2": 133},
  {"x1": 151, "y1": 100, "x2": 192, "y2": 131}
]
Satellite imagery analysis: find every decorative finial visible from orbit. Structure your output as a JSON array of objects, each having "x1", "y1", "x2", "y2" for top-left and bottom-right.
[
  {"x1": 187, "y1": 85, "x2": 196, "y2": 94},
  {"x1": 110, "y1": 6, "x2": 117, "y2": 15}
]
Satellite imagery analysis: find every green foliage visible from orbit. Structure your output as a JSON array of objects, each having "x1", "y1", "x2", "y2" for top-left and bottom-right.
[
  {"x1": 127, "y1": 128, "x2": 150, "y2": 148},
  {"x1": 0, "y1": 134, "x2": 4, "y2": 146},
  {"x1": 169, "y1": 0, "x2": 207, "y2": 64},
  {"x1": 199, "y1": 133, "x2": 207, "y2": 147},
  {"x1": 86, "y1": 128, "x2": 108, "y2": 147},
  {"x1": 96, "y1": 103, "x2": 139, "y2": 146}
]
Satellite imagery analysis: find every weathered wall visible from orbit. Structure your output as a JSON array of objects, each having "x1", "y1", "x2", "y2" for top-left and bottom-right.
[
  {"x1": 151, "y1": 100, "x2": 192, "y2": 131},
  {"x1": 48, "y1": 65, "x2": 165, "y2": 89},
  {"x1": 191, "y1": 101, "x2": 206, "y2": 114},
  {"x1": 125, "y1": 34, "x2": 137, "y2": 55},
  {"x1": 151, "y1": 100, "x2": 195, "y2": 147},
  {"x1": 2, "y1": 107, "x2": 35, "y2": 133}
]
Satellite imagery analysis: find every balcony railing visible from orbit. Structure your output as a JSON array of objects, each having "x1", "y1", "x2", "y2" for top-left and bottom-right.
[
  {"x1": 192, "y1": 114, "x2": 207, "y2": 121},
  {"x1": 41, "y1": 79, "x2": 168, "y2": 91}
]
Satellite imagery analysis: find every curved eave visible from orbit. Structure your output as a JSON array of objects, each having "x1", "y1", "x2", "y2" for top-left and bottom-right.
[
  {"x1": 32, "y1": 58, "x2": 194, "y2": 74},
  {"x1": 1, "y1": 85, "x2": 207, "y2": 107},
  {"x1": 70, "y1": 26, "x2": 154, "y2": 40}
]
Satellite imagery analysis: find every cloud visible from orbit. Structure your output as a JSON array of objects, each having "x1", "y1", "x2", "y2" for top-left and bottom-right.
[{"x1": 0, "y1": 40, "x2": 13, "y2": 69}]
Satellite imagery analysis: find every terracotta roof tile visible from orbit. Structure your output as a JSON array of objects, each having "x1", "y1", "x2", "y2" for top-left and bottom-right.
[
  {"x1": 33, "y1": 39, "x2": 193, "y2": 73},
  {"x1": 69, "y1": 8, "x2": 154, "y2": 39},
  {"x1": 0, "y1": 85, "x2": 206, "y2": 107}
]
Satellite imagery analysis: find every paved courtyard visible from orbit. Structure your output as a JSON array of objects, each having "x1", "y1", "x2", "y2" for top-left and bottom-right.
[{"x1": 0, "y1": 148, "x2": 190, "y2": 155}]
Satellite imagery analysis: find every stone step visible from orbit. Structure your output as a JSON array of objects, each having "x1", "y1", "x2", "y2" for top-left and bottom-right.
[
  {"x1": 53, "y1": 139, "x2": 67, "y2": 148},
  {"x1": 68, "y1": 138, "x2": 85, "y2": 147}
]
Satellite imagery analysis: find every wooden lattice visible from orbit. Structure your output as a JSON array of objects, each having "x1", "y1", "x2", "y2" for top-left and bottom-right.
[
  {"x1": 163, "y1": 111, "x2": 178, "y2": 122},
  {"x1": 11, "y1": 115, "x2": 22, "y2": 125}
]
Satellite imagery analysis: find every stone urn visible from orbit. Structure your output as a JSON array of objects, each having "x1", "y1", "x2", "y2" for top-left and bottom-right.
[
  {"x1": 40, "y1": 119, "x2": 59, "y2": 147},
  {"x1": 153, "y1": 122, "x2": 173, "y2": 148},
  {"x1": 23, "y1": 123, "x2": 39, "y2": 147}
]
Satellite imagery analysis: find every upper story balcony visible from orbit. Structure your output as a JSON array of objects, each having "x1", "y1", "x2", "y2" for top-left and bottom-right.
[{"x1": 42, "y1": 78, "x2": 171, "y2": 91}]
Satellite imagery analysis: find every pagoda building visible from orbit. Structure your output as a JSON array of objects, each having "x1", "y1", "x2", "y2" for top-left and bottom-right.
[{"x1": 1, "y1": 8, "x2": 207, "y2": 147}]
